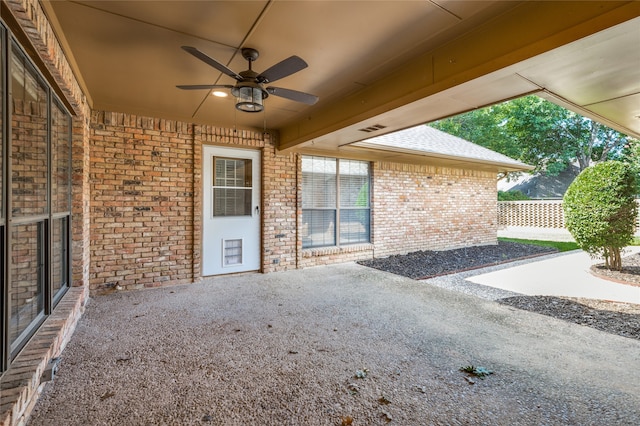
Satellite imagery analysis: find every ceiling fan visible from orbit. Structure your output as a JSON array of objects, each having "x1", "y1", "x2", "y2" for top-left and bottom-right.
[{"x1": 177, "y1": 46, "x2": 319, "y2": 113}]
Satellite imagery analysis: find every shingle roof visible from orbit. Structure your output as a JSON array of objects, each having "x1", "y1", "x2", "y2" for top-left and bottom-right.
[{"x1": 356, "y1": 125, "x2": 532, "y2": 170}]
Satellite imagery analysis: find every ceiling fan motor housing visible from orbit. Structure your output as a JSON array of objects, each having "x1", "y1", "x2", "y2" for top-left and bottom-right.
[{"x1": 241, "y1": 47, "x2": 260, "y2": 62}]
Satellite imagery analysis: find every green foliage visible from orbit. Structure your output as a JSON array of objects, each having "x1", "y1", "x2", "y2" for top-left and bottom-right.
[
  {"x1": 497, "y1": 238, "x2": 579, "y2": 252},
  {"x1": 355, "y1": 181, "x2": 369, "y2": 222},
  {"x1": 355, "y1": 181, "x2": 369, "y2": 207},
  {"x1": 497, "y1": 190, "x2": 530, "y2": 201},
  {"x1": 563, "y1": 162, "x2": 638, "y2": 270},
  {"x1": 429, "y1": 107, "x2": 520, "y2": 160},
  {"x1": 430, "y1": 95, "x2": 634, "y2": 175},
  {"x1": 459, "y1": 365, "x2": 493, "y2": 379},
  {"x1": 619, "y1": 137, "x2": 640, "y2": 193}
]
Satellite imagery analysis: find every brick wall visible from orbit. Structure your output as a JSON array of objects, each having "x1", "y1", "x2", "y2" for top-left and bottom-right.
[
  {"x1": 262, "y1": 145, "x2": 298, "y2": 271},
  {"x1": 5, "y1": 0, "x2": 501, "y2": 290},
  {"x1": 197, "y1": 125, "x2": 298, "y2": 273},
  {"x1": 89, "y1": 114, "x2": 300, "y2": 293},
  {"x1": 297, "y1": 159, "x2": 498, "y2": 267},
  {"x1": 71, "y1": 113, "x2": 92, "y2": 289},
  {"x1": 1, "y1": 287, "x2": 87, "y2": 426},
  {"x1": 3, "y1": 2, "x2": 91, "y2": 426},
  {"x1": 372, "y1": 162, "x2": 498, "y2": 257},
  {"x1": 89, "y1": 112, "x2": 196, "y2": 293},
  {"x1": 6, "y1": 0, "x2": 87, "y2": 111}
]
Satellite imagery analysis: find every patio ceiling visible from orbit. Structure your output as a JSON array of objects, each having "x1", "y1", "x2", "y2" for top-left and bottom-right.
[{"x1": 41, "y1": 1, "x2": 640, "y2": 159}]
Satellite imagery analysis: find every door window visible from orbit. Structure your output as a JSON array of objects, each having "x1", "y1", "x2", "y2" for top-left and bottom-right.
[{"x1": 212, "y1": 157, "x2": 252, "y2": 216}]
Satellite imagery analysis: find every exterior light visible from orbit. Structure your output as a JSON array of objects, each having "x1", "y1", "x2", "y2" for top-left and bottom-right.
[{"x1": 232, "y1": 83, "x2": 266, "y2": 113}]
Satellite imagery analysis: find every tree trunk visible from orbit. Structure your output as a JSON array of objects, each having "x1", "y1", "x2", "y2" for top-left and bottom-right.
[{"x1": 606, "y1": 246, "x2": 622, "y2": 271}]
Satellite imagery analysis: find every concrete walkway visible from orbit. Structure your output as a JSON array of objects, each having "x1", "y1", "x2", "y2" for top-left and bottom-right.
[{"x1": 466, "y1": 248, "x2": 640, "y2": 304}]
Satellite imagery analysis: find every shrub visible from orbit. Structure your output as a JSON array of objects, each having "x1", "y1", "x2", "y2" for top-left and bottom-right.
[
  {"x1": 563, "y1": 161, "x2": 638, "y2": 270},
  {"x1": 498, "y1": 190, "x2": 530, "y2": 201}
]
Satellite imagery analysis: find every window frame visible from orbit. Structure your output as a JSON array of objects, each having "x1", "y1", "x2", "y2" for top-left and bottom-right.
[{"x1": 1, "y1": 18, "x2": 7, "y2": 373}]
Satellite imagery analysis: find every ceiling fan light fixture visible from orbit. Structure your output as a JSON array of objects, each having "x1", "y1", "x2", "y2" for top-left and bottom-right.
[
  {"x1": 212, "y1": 90, "x2": 228, "y2": 97},
  {"x1": 234, "y1": 86, "x2": 265, "y2": 113}
]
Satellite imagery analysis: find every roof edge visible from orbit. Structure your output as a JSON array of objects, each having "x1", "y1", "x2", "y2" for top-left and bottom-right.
[{"x1": 352, "y1": 142, "x2": 534, "y2": 173}]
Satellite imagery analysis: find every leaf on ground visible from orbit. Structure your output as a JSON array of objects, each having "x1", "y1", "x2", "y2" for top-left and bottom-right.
[
  {"x1": 340, "y1": 415, "x2": 353, "y2": 425},
  {"x1": 347, "y1": 383, "x2": 359, "y2": 395},
  {"x1": 100, "y1": 391, "x2": 115, "y2": 401},
  {"x1": 378, "y1": 395, "x2": 391, "y2": 405}
]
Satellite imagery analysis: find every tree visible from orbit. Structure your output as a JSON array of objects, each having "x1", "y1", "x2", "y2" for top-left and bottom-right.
[
  {"x1": 619, "y1": 137, "x2": 640, "y2": 193},
  {"x1": 427, "y1": 106, "x2": 520, "y2": 160},
  {"x1": 563, "y1": 161, "x2": 637, "y2": 270},
  {"x1": 430, "y1": 95, "x2": 636, "y2": 176},
  {"x1": 498, "y1": 190, "x2": 529, "y2": 201}
]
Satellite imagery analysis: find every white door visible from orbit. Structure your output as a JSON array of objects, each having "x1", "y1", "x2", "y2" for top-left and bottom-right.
[{"x1": 203, "y1": 146, "x2": 261, "y2": 275}]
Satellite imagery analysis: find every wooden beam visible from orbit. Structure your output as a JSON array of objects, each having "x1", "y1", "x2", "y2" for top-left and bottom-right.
[{"x1": 278, "y1": 1, "x2": 640, "y2": 150}]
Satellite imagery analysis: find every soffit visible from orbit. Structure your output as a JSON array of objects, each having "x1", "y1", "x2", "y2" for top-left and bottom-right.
[
  {"x1": 40, "y1": 1, "x2": 640, "y2": 157},
  {"x1": 40, "y1": 1, "x2": 523, "y2": 124}
]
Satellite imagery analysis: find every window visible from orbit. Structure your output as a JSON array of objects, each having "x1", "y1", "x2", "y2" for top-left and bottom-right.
[
  {"x1": 9, "y1": 222, "x2": 45, "y2": 349},
  {"x1": 212, "y1": 157, "x2": 252, "y2": 216},
  {"x1": 51, "y1": 99, "x2": 72, "y2": 303},
  {"x1": 1, "y1": 28, "x2": 72, "y2": 371},
  {"x1": 9, "y1": 42, "x2": 49, "y2": 357},
  {"x1": 302, "y1": 156, "x2": 370, "y2": 248}
]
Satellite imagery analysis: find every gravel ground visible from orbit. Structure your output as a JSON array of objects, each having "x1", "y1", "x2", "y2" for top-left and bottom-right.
[
  {"x1": 591, "y1": 252, "x2": 640, "y2": 286},
  {"x1": 28, "y1": 263, "x2": 640, "y2": 425},
  {"x1": 358, "y1": 241, "x2": 557, "y2": 279},
  {"x1": 499, "y1": 296, "x2": 640, "y2": 340}
]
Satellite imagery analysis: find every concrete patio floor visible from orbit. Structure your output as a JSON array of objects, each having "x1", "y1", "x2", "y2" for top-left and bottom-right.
[{"x1": 27, "y1": 263, "x2": 640, "y2": 425}]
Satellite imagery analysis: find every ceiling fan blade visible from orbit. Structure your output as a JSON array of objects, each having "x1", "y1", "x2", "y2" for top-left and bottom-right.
[
  {"x1": 176, "y1": 84, "x2": 234, "y2": 90},
  {"x1": 181, "y1": 46, "x2": 242, "y2": 81},
  {"x1": 266, "y1": 87, "x2": 318, "y2": 105},
  {"x1": 258, "y1": 56, "x2": 308, "y2": 83}
]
